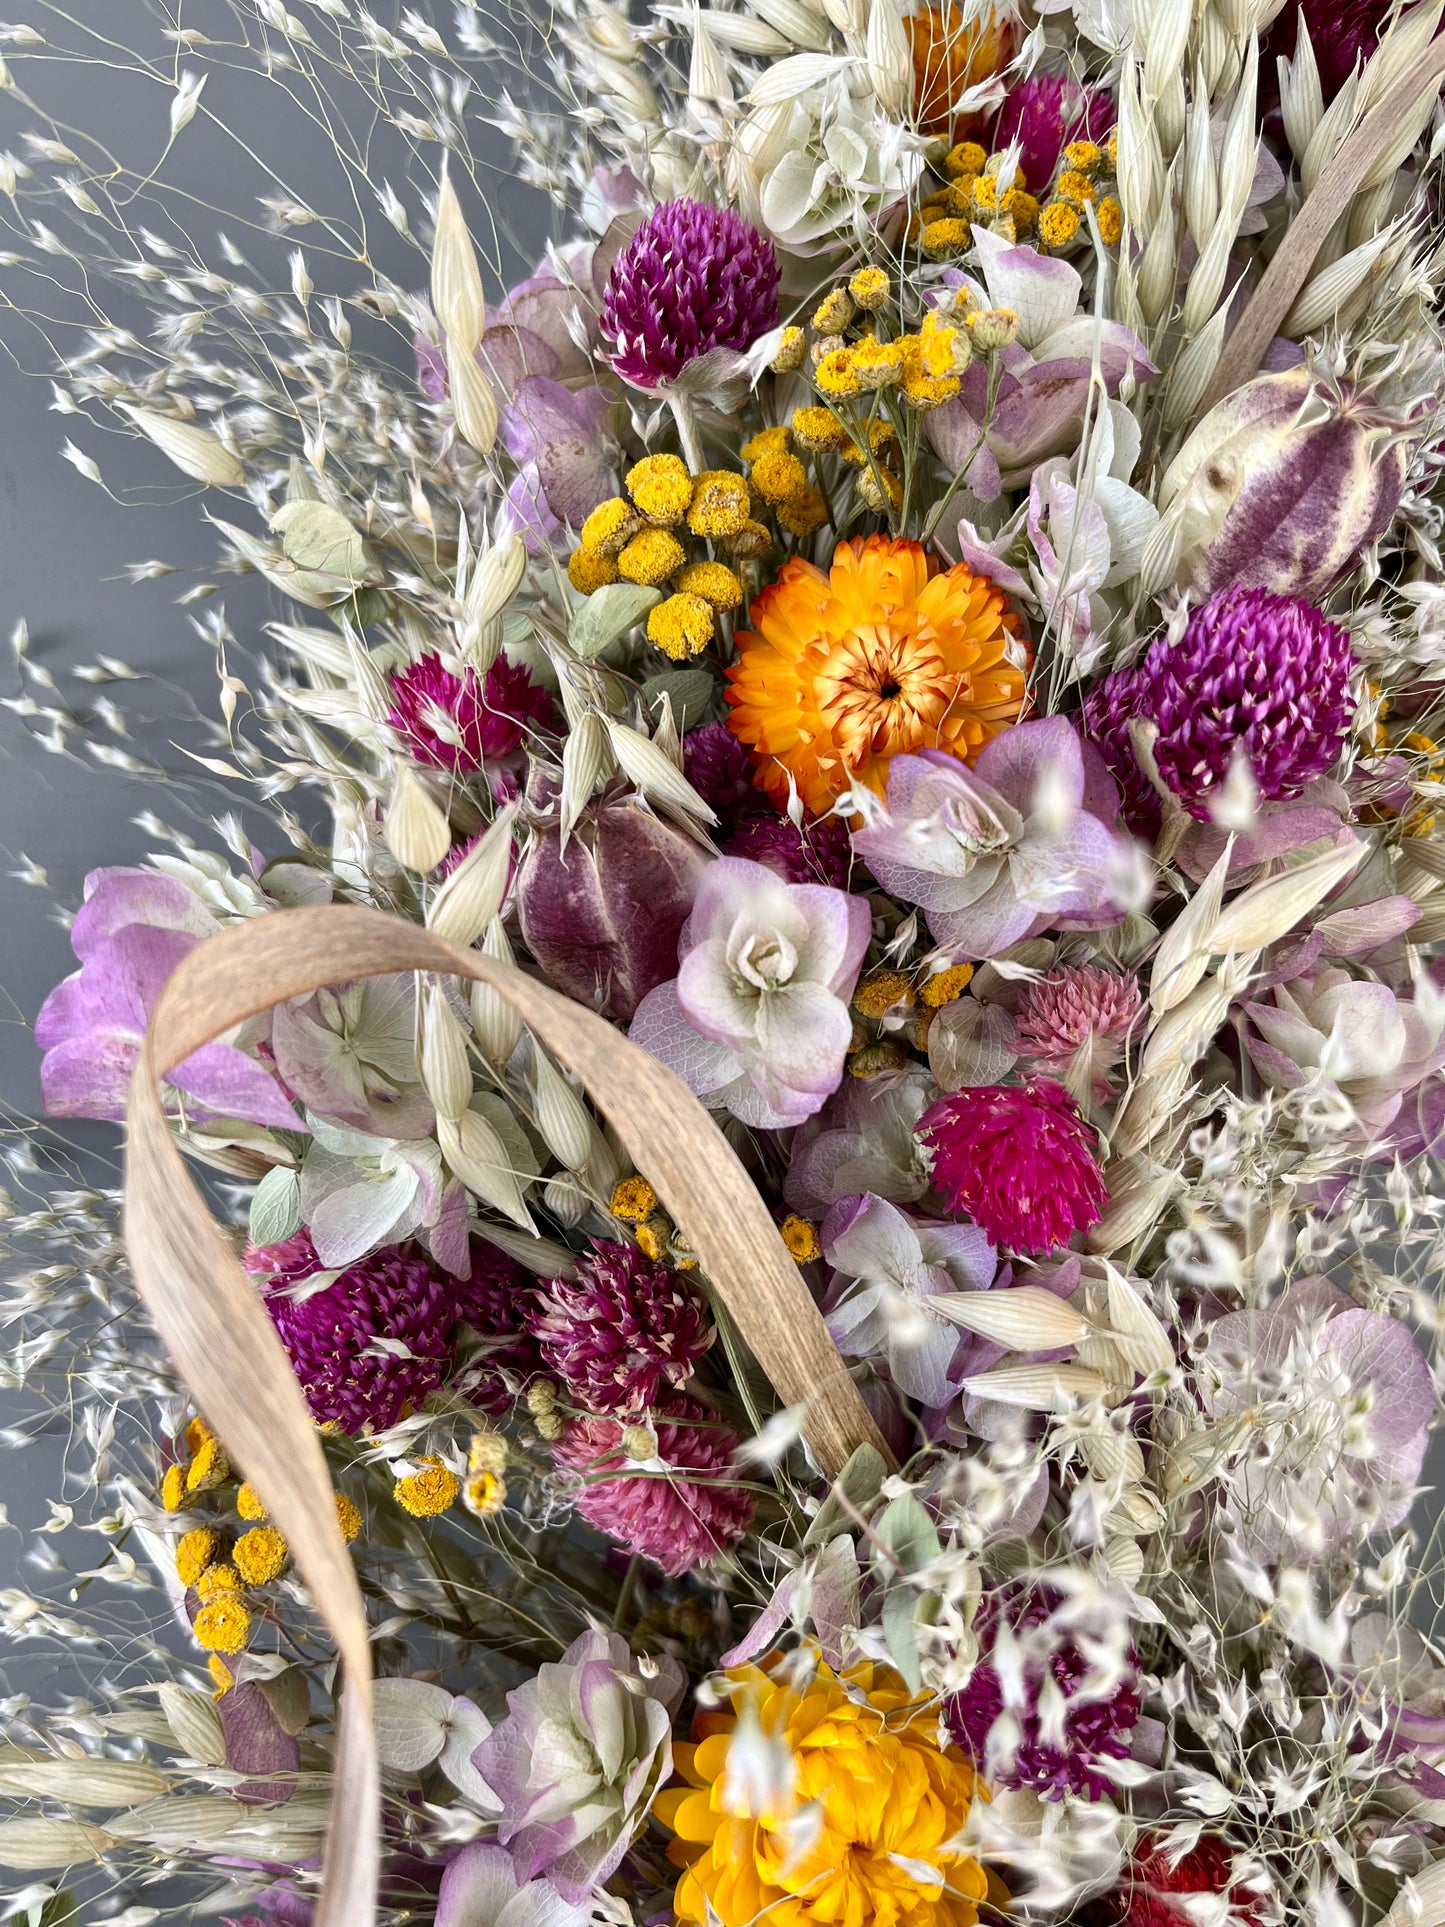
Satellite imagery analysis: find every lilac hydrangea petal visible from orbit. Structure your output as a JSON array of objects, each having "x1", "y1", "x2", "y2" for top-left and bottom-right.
[
  {"x1": 436, "y1": 1842, "x2": 522, "y2": 1927},
  {"x1": 974, "y1": 713, "x2": 1086, "y2": 814},
  {"x1": 168, "y1": 1041, "x2": 298, "y2": 1127},
  {"x1": 39, "y1": 1031, "x2": 140, "y2": 1121},
  {"x1": 71, "y1": 865, "x2": 218, "y2": 959}
]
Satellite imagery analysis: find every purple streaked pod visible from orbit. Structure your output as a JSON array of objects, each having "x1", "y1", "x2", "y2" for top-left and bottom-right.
[
  {"x1": 515, "y1": 779, "x2": 707, "y2": 1022},
  {"x1": 1160, "y1": 363, "x2": 1408, "y2": 601}
]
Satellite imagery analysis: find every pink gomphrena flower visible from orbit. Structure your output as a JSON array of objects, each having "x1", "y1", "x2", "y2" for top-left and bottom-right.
[
  {"x1": 1014, "y1": 965, "x2": 1143, "y2": 1102},
  {"x1": 387, "y1": 650, "x2": 553, "y2": 775},
  {"x1": 918, "y1": 1079, "x2": 1108, "y2": 1255},
  {"x1": 552, "y1": 1395, "x2": 755, "y2": 1576},
  {"x1": 991, "y1": 75, "x2": 1114, "y2": 190},
  {"x1": 1093, "y1": 1833, "x2": 1266, "y2": 1927}
]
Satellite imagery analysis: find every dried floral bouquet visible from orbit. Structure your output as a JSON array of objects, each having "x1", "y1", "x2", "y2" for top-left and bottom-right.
[{"x1": 4, "y1": 0, "x2": 1445, "y2": 1923}]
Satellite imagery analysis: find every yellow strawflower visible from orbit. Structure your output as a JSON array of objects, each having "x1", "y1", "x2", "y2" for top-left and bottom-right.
[{"x1": 657, "y1": 1648, "x2": 994, "y2": 1927}]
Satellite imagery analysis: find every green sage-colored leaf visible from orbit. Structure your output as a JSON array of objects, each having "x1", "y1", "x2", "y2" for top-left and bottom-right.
[
  {"x1": 803, "y1": 1443, "x2": 888, "y2": 1549},
  {"x1": 249, "y1": 1165, "x2": 301, "y2": 1247},
  {"x1": 570, "y1": 583, "x2": 660, "y2": 659}
]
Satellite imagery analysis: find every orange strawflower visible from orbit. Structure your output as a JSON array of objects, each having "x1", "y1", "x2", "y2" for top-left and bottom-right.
[
  {"x1": 656, "y1": 1646, "x2": 995, "y2": 1927},
  {"x1": 725, "y1": 535, "x2": 1027, "y2": 815},
  {"x1": 907, "y1": 5, "x2": 1012, "y2": 135}
]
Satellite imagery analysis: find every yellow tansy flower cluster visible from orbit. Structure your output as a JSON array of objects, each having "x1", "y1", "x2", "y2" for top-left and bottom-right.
[
  {"x1": 914, "y1": 149, "x2": 1039, "y2": 250},
  {"x1": 779, "y1": 1214, "x2": 822, "y2": 1263},
  {"x1": 657, "y1": 1648, "x2": 996, "y2": 1927},
  {"x1": 393, "y1": 1455, "x2": 461, "y2": 1517},
  {"x1": 568, "y1": 455, "x2": 753, "y2": 660},
  {"x1": 1033, "y1": 128, "x2": 1123, "y2": 255},
  {"x1": 160, "y1": 1415, "x2": 361, "y2": 1665}
]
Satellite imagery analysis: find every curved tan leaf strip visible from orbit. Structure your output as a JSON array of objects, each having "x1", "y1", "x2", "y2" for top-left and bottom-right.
[
  {"x1": 1199, "y1": 34, "x2": 1445, "y2": 413},
  {"x1": 125, "y1": 902, "x2": 892, "y2": 1927}
]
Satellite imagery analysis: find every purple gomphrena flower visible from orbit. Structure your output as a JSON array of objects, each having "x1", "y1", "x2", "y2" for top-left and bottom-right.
[
  {"x1": 1082, "y1": 588, "x2": 1355, "y2": 835},
  {"x1": 727, "y1": 808, "x2": 854, "y2": 889},
  {"x1": 388, "y1": 650, "x2": 553, "y2": 775},
  {"x1": 919, "y1": 1080, "x2": 1107, "y2": 1255},
  {"x1": 683, "y1": 720, "x2": 756, "y2": 823},
  {"x1": 453, "y1": 1240, "x2": 543, "y2": 1415},
  {"x1": 945, "y1": 1586, "x2": 1141, "y2": 1800},
  {"x1": 599, "y1": 200, "x2": 780, "y2": 392},
  {"x1": 248, "y1": 1234, "x2": 455, "y2": 1434},
  {"x1": 527, "y1": 1241, "x2": 714, "y2": 1414},
  {"x1": 991, "y1": 75, "x2": 1114, "y2": 190},
  {"x1": 552, "y1": 1394, "x2": 754, "y2": 1575}
]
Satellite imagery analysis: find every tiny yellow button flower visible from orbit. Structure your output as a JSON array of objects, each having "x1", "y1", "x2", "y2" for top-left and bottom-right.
[
  {"x1": 791, "y1": 405, "x2": 851, "y2": 452},
  {"x1": 675, "y1": 560, "x2": 743, "y2": 612},
  {"x1": 780, "y1": 1214, "x2": 822, "y2": 1263},
  {"x1": 193, "y1": 1595, "x2": 251, "y2": 1656},
  {"x1": 160, "y1": 1464, "x2": 187, "y2": 1514},
  {"x1": 567, "y1": 548, "x2": 620, "y2": 595},
  {"x1": 393, "y1": 1457, "x2": 461, "y2": 1518},
  {"x1": 233, "y1": 1525, "x2": 289, "y2": 1586},
  {"x1": 848, "y1": 265, "x2": 889, "y2": 310},
  {"x1": 687, "y1": 469, "x2": 751, "y2": 538},
  {"x1": 334, "y1": 1491, "x2": 362, "y2": 1544},
  {"x1": 236, "y1": 1482, "x2": 267, "y2": 1522},
  {"x1": 617, "y1": 527, "x2": 686, "y2": 587},
  {"x1": 579, "y1": 496, "x2": 638, "y2": 555},
  {"x1": 920, "y1": 962, "x2": 975, "y2": 1007},
  {"x1": 610, "y1": 1175, "x2": 659, "y2": 1222},
  {"x1": 647, "y1": 591, "x2": 714, "y2": 660},
  {"x1": 175, "y1": 1526, "x2": 221, "y2": 1588},
  {"x1": 627, "y1": 453, "x2": 693, "y2": 525}
]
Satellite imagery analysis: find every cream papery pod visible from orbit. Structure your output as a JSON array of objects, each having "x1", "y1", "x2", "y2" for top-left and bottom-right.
[
  {"x1": 1162, "y1": 304, "x2": 1230, "y2": 433},
  {"x1": 1102, "y1": 1538, "x2": 1146, "y2": 1586},
  {"x1": 1207, "y1": 838, "x2": 1365, "y2": 953},
  {"x1": 0, "y1": 1760, "x2": 170, "y2": 1804},
  {"x1": 470, "y1": 918, "x2": 523, "y2": 1064},
  {"x1": 743, "y1": 51, "x2": 852, "y2": 105},
  {"x1": 158, "y1": 1683, "x2": 227, "y2": 1766},
  {"x1": 1139, "y1": 974, "x2": 1233, "y2": 1083},
  {"x1": 531, "y1": 1046, "x2": 596, "y2": 1172},
  {"x1": 689, "y1": 16, "x2": 732, "y2": 112},
  {"x1": 1116, "y1": 61, "x2": 1167, "y2": 230},
  {"x1": 482, "y1": 1220, "x2": 578, "y2": 1279},
  {"x1": 931, "y1": 1286, "x2": 1089, "y2": 1350},
  {"x1": 1149, "y1": 886, "x2": 1206, "y2": 1012},
  {"x1": 1181, "y1": 85, "x2": 1218, "y2": 248},
  {"x1": 1142, "y1": 0, "x2": 1191, "y2": 107},
  {"x1": 607, "y1": 719, "x2": 718, "y2": 825},
  {"x1": 119, "y1": 404, "x2": 245, "y2": 488},
  {"x1": 124, "y1": 903, "x2": 894, "y2": 1925},
  {"x1": 384, "y1": 762, "x2": 452, "y2": 874},
  {"x1": 1087, "y1": 1157, "x2": 1179, "y2": 1254},
  {"x1": 748, "y1": 0, "x2": 833, "y2": 50},
  {"x1": 461, "y1": 533, "x2": 526, "y2": 670},
  {"x1": 864, "y1": 0, "x2": 910, "y2": 114},
  {"x1": 562, "y1": 709, "x2": 616, "y2": 844},
  {"x1": 1358, "y1": 0, "x2": 1445, "y2": 114},
  {"x1": 1381, "y1": 1854, "x2": 1445, "y2": 1926},
  {"x1": 1103, "y1": 1263, "x2": 1175, "y2": 1376},
  {"x1": 447, "y1": 344, "x2": 499, "y2": 458},
  {"x1": 1286, "y1": 224, "x2": 1405, "y2": 335},
  {"x1": 438, "y1": 1105, "x2": 535, "y2": 1230},
  {"x1": 0, "y1": 1818, "x2": 113, "y2": 1868},
  {"x1": 957, "y1": 1364, "x2": 1112, "y2": 1410},
  {"x1": 425, "y1": 801, "x2": 518, "y2": 949},
  {"x1": 430, "y1": 168, "x2": 486, "y2": 353},
  {"x1": 1074, "y1": 1428, "x2": 1147, "y2": 1486},
  {"x1": 1279, "y1": 23, "x2": 1324, "y2": 160},
  {"x1": 695, "y1": 10, "x2": 791, "y2": 54},
  {"x1": 419, "y1": 979, "x2": 474, "y2": 1123}
]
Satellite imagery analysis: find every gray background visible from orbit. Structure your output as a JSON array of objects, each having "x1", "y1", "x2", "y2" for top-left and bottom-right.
[{"x1": 0, "y1": 0, "x2": 538, "y2": 1704}]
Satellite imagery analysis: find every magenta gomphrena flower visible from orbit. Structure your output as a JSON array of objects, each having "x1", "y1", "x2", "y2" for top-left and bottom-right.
[
  {"x1": 527, "y1": 1241, "x2": 714, "y2": 1415},
  {"x1": 553, "y1": 1394, "x2": 754, "y2": 1576},
  {"x1": 1014, "y1": 966, "x2": 1142, "y2": 1100},
  {"x1": 599, "y1": 200, "x2": 780, "y2": 392},
  {"x1": 388, "y1": 650, "x2": 553, "y2": 775},
  {"x1": 453, "y1": 1240, "x2": 543, "y2": 1414},
  {"x1": 1082, "y1": 588, "x2": 1355, "y2": 835},
  {"x1": 727, "y1": 808, "x2": 853, "y2": 889},
  {"x1": 247, "y1": 1234, "x2": 455, "y2": 1434},
  {"x1": 945, "y1": 1585, "x2": 1141, "y2": 1800},
  {"x1": 919, "y1": 1079, "x2": 1107, "y2": 1254},
  {"x1": 991, "y1": 75, "x2": 1114, "y2": 190},
  {"x1": 683, "y1": 720, "x2": 756, "y2": 823}
]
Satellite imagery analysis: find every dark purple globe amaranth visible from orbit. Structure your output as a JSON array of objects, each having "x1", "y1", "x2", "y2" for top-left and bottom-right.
[
  {"x1": 946, "y1": 1585, "x2": 1141, "y2": 1800},
  {"x1": 727, "y1": 807, "x2": 853, "y2": 889},
  {"x1": 249, "y1": 1235, "x2": 456, "y2": 1434},
  {"x1": 599, "y1": 200, "x2": 780, "y2": 391},
  {"x1": 452, "y1": 1240, "x2": 544, "y2": 1415},
  {"x1": 527, "y1": 1239, "x2": 715, "y2": 1415},
  {"x1": 388, "y1": 649, "x2": 553, "y2": 775},
  {"x1": 683, "y1": 720, "x2": 757, "y2": 823},
  {"x1": 1081, "y1": 587, "x2": 1356, "y2": 836}
]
